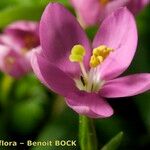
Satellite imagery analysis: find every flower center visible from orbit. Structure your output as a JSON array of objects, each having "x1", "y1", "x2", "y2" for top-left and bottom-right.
[
  {"x1": 69, "y1": 44, "x2": 113, "y2": 93},
  {"x1": 99, "y1": 0, "x2": 109, "y2": 5},
  {"x1": 5, "y1": 56, "x2": 16, "y2": 71},
  {"x1": 90, "y1": 45, "x2": 113, "y2": 68},
  {"x1": 23, "y1": 33, "x2": 39, "y2": 50}
]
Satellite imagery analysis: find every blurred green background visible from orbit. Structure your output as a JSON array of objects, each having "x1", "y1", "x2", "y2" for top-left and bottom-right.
[{"x1": 0, "y1": 0, "x2": 149, "y2": 150}]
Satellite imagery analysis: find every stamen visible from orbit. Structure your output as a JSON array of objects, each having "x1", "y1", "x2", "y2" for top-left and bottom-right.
[
  {"x1": 69, "y1": 44, "x2": 88, "y2": 79},
  {"x1": 90, "y1": 45, "x2": 113, "y2": 68},
  {"x1": 69, "y1": 45, "x2": 85, "y2": 62},
  {"x1": 79, "y1": 62, "x2": 88, "y2": 79},
  {"x1": 69, "y1": 44, "x2": 111, "y2": 93}
]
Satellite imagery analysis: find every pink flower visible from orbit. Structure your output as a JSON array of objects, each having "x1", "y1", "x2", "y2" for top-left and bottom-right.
[
  {"x1": 31, "y1": 3, "x2": 150, "y2": 118},
  {"x1": 70, "y1": 0, "x2": 150, "y2": 27},
  {"x1": 0, "y1": 21, "x2": 40, "y2": 78}
]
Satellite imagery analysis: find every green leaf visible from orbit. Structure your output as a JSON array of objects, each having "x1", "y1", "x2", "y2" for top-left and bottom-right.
[
  {"x1": 0, "y1": 0, "x2": 50, "y2": 8},
  {"x1": 0, "y1": 5, "x2": 44, "y2": 28},
  {"x1": 101, "y1": 132, "x2": 123, "y2": 150}
]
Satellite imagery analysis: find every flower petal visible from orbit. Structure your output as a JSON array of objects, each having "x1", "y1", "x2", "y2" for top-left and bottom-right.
[
  {"x1": 31, "y1": 51, "x2": 78, "y2": 97},
  {"x1": 127, "y1": 0, "x2": 150, "y2": 14},
  {"x1": 70, "y1": 0, "x2": 104, "y2": 27},
  {"x1": 40, "y1": 3, "x2": 91, "y2": 77},
  {"x1": 104, "y1": 0, "x2": 129, "y2": 17},
  {"x1": 66, "y1": 91, "x2": 113, "y2": 118},
  {"x1": 5, "y1": 21, "x2": 39, "y2": 33},
  {"x1": 0, "y1": 45, "x2": 31, "y2": 78},
  {"x1": 93, "y1": 7, "x2": 137, "y2": 80},
  {"x1": 100, "y1": 74, "x2": 150, "y2": 98},
  {"x1": 0, "y1": 34, "x2": 17, "y2": 48},
  {"x1": 3, "y1": 21, "x2": 39, "y2": 50}
]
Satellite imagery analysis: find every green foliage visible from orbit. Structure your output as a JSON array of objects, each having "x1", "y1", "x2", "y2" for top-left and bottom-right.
[
  {"x1": 0, "y1": 0, "x2": 50, "y2": 9},
  {"x1": 101, "y1": 132, "x2": 123, "y2": 150},
  {"x1": 11, "y1": 100, "x2": 44, "y2": 134},
  {"x1": 0, "y1": 5, "x2": 44, "y2": 28},
  {"x1": 58, "y1": 0, "x2": 70, "y2": 5},
  {"x1": 31, "y1": 108, "x2": 78, "y2": 150}
]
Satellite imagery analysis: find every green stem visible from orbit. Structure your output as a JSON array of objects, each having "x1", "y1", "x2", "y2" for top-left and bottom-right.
[
  {"x1": 79, "y1": 115, "x2": 98, "y2": 150},
  {"x1": 0, "y1": 75, "x2": 15, "y2": 129},
  {"x1": 1, "y1": 75, "x2": 14, "y2": 109}
]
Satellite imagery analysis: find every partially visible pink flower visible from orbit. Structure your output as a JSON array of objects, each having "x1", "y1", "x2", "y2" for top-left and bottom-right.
[
  {"x1": 128, "y1": 0, "x2": 150, "y2": 14},
  {"x1": 0, "y1": 21, "x2": 40, "y2": 78},
  {"x1": 31, "y1": 3, "x2": 150, "y2": 118},
  {"x1": 70, "y1": 0, "x2": 150, "y2": 27}
]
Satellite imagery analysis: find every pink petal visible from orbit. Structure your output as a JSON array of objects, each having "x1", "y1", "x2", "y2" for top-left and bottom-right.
[
  {"x1": 0, "y1": 45, "x2": 31, "y2": 78},
  {"x1": 93, "y1": 7, "x2": 137, "y2": 80},
  {"x1": 31, "y1": 51, "x2": 78, "y2": 97},
  {"x1": 40, "y1": 3, "x2": 91, "y2": 77},
  {"x1": 104, "y1": 0, "x2": 129, "y2": 18},
  {"x1": 66, "y1": 92, "x2": 113, "y2": 118},
  {"x1": 0, "y1": 34, "x2": 21, "y2": 50},
  {"x1": 3, "y1": 21, "x2": 39, "y2": 50},
  {"x1": 127, "y1": 0, "x2": 150, "y2": 14},
  {"x1": 5, "y1": 21, "x2": 39, "y2": 33},
  {"x1": 70, "y1": 0, "x2": 104, "y2": 27},
  {"x1": 100, "y1": 74, "x2": 150, "y2": 98}
]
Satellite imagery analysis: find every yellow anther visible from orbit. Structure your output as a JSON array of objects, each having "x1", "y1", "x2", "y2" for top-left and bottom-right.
[
  {"x1": 98, "y1": 45, "x2": 107, "y2": 51},
  {"x1": 93, "y1": 48, "x2": 100, "y2": 56},
  {"x1": 69, "y1": 54, "x2": 83, "y2": 62},
  {"x1": 90, "y1": 45, "x2": 113, "y2": 68},
  {"x1": 97, "y1": 56, "x2": 104, "y2": 63},
  {"x1": 100, "y1": 0, "x2": 109, "y2": 5},
  {"x1": 71, "y1": 45, "x2": 85, "y2": 56},
  {"x1": 69, "y1": 45, "x2": 86, "y2": 62}
]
